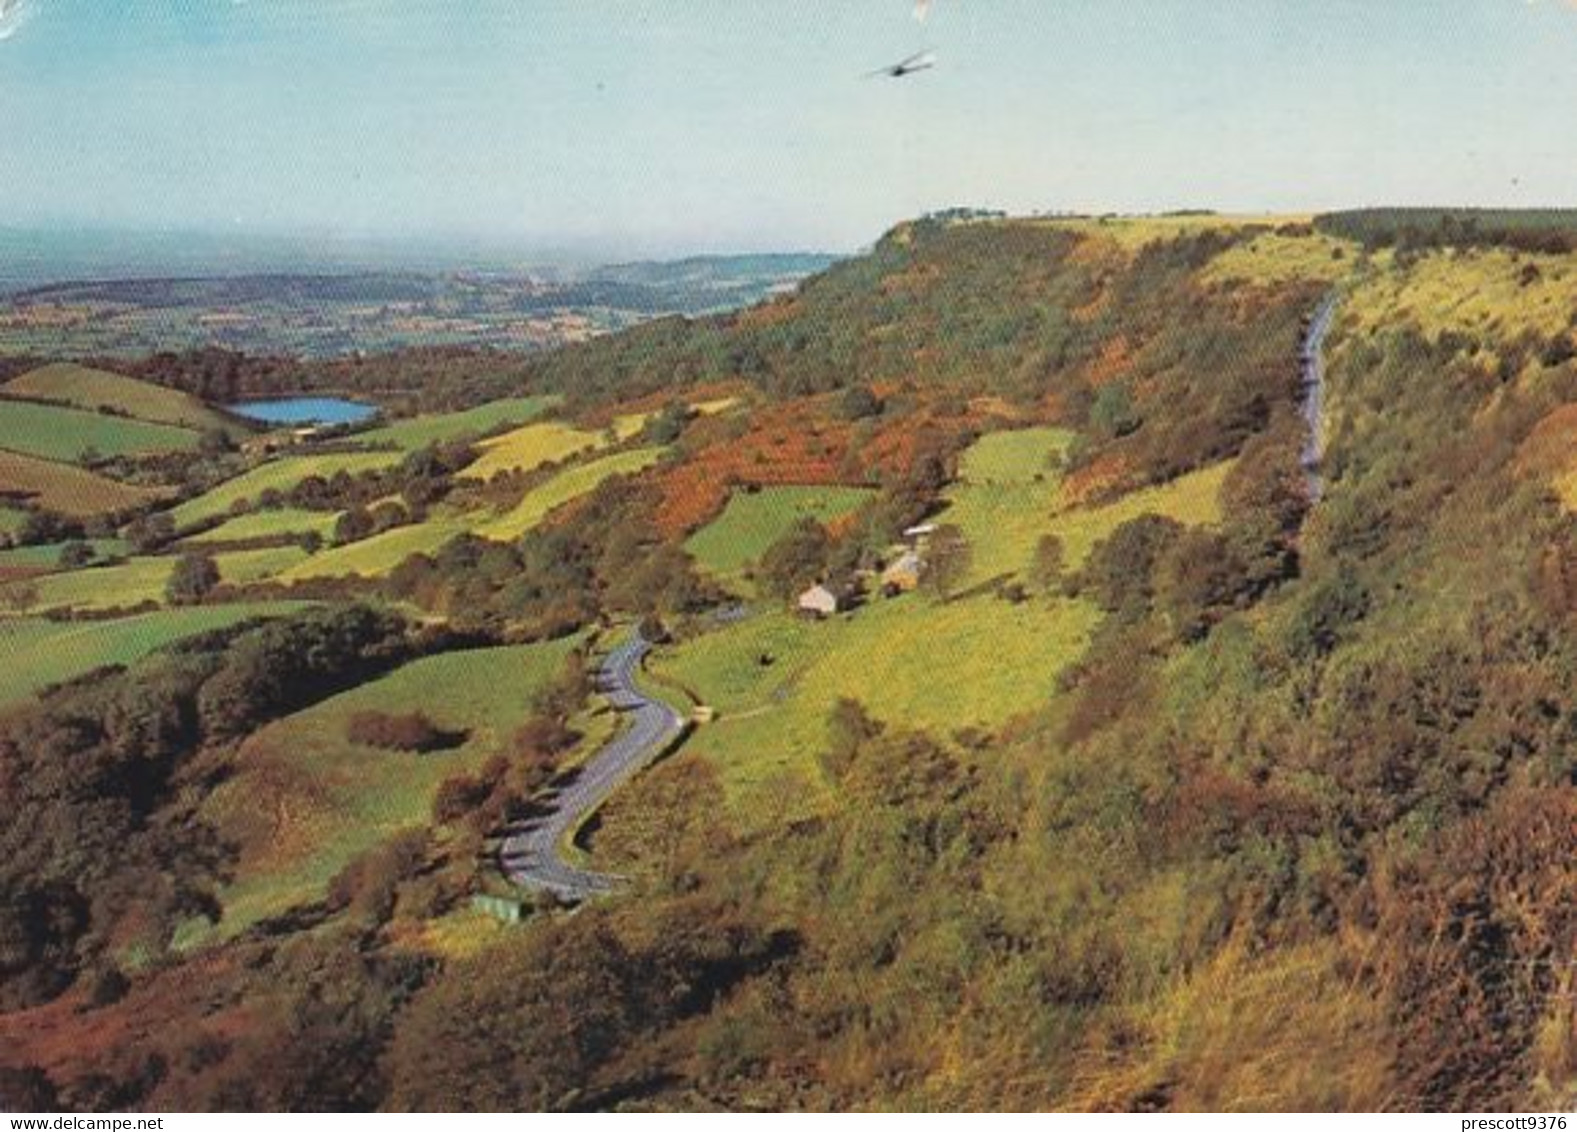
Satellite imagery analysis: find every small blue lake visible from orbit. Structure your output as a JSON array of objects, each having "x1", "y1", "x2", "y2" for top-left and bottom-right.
[{"x1": 228, "y1": 397, "x2": 378, "y2": 426}]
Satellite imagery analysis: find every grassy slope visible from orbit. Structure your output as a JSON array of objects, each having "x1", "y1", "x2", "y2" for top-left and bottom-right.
[
  {"x1": 651, "y1": 594, "x2": 1101, "y2": 831},
  {"x1": 214, "y1": 545, "x2": 311, "y2": 584},
  {"x1": 0, "y1": 539, "x2": 128, "y2": 571},
  {"x1": 191, "y1": 638, "x2": 582, "y2": 941},
  {"x1": 938, "y1": 429, "x2": 1231, "y2": 586},
  {"x1": 0, "y1": 507, "x2": 26, "y2": 538},
  {"x1": 0, "y1": 450, "x2": 165, "y2": 516},
  {"x1": 684, "y1": 485, "x2": 875, "y2": 581},
  {"x1": 3, "y1": 547, "x2": 315, "y2": 611},
  {"x1": 1199, "y1": 230, "x2": 1357, "y2": 286},
  {"x1": 1346, "y1": 246, "x2": 1577, "y2": 341},
  {"x1": 459, "y1": 413, "x2": 649, "y2": 482},
  {"x1": 15, "y1": 557, "x2": 175, "y2": 611},
  {"x1": 479, "y1": 447, "x2": 666, "y2": 540},
  {"x1": 939, "y1": 427, "x2": 1077, "y2": 586},
  {"x1": 2, "y1": 363, "x2": 239, "y2": 434},
  {"x1": 279, "y1": 518, "x2": 469, "y2": 581},
  {"x1": 1048, "y1": 459, "x2": 1234, "y2": 569},
  {"x1": 182, "y1": 508, "x2": 340, "y2": 545},
  {"x1": 354, "y1": 396, "x2": 560, "y2": 452},
  {"x1": 171, "y1": 451, "x2": 404, "y2": 528},
  {"x1": 648, "y1": 426, "x2": 1232, "y2": 832},
  {"x1": 0, "y1": 399, "x2": 200, "y2": 460},
  {"x1": 0, "y1": 603, "x2": 311, "y2": 706}
]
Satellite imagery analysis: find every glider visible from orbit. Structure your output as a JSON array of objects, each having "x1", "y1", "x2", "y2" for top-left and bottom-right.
[{"x1": 867, "y1": 49, "x2": 936, "y2": 79}]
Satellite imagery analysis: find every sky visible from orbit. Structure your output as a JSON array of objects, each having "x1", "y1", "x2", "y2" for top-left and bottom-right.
[{"x1": 2, "y1": 0, "x2": 1576, "y2": 261}]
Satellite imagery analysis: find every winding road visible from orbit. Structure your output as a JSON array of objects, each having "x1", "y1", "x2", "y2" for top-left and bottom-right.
[
  {"x1": 1300, "y1": 295, "x2": 1339, "y2": 502},
  {"x1": 499, "y1": 631, "x2": 687, "y2": 900}
]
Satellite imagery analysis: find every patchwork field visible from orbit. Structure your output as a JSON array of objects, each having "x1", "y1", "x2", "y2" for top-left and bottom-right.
[
  {"x1": 0, "y1": 450, "x2": 166, "y2": 516},
  {"x1": 215, "y1": 545, "x2": 312, "y2": 584},
  {"x1": 182, "y1": 507, "x2": 340, "y2": 545},
  {"x1": 354, "y1": 396, "x2": 560, "y2": 452},
  {"x1": 0, "y1": 398, "x2": 200, "y2": 461},
  {"x1": 479, "y1": 447, "x2": 666, "y2": 540},
  {"x1": 458, "y1": 411, "x2": 650, "y2": 483},
  {"x1": 684, "y1": 484, "x2": 875, "y2": 581},
  {"x1": 12, "y1": 556, "x2": 175, "y2": 612},
  {"x1": 190, "y1": 637, "x2": 584, "y2": 941},
  {"x1": 0, "y1": 538, "x2": 128, "y2": 572},
  {"x1": 651, "y1": 593, "x2": 1101, "y2": 830},
  {"x1": 1, "y1": 363, "x2": 240, "y2": 434},
  {"x1": 171, "y1": 451, "x2": 404, "y2": 528},
  {"x1": 279, "y1": 517, "x2": 469, "y2": 581},
  {"x1": 0, "y1": 603, "x2": 312, "y2": 706}
]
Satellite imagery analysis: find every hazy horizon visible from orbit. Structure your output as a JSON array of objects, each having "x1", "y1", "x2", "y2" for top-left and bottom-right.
[{"x1": 4, "y1": 0, "x2": 1577, "y2": 262}]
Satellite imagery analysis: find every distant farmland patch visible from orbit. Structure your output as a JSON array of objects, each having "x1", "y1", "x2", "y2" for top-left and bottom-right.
[
  {"x1": 279, "y1": 517, "x2": 468, "y2": 581},
  {"x1": 0, "y1": 450, "x2": 167, "y2": 516},
  {"x1": 172, "y1": 451, "x2": 404, "y2": 528},
  {"x1": 0, "y1": 398, "x2": 200, "y2": 461},
  {"x1": 355, "y1": 395, "x2": 560, "y2": 452},
  {"x1": 183, "y1": 508, "x2": 340, "y2": 546},
  {"x1": 459, "y1": 412, "x2": 649, "y2": 482},
  {"x1": 479, "y1": 447, "x2": 665, "y2": 540},
  {"x1": 12, "y1": 556, "x2": 175, "y2": 613},
  {"x1": 2, "y1": 363, "x2": 241, "y2": 434}
]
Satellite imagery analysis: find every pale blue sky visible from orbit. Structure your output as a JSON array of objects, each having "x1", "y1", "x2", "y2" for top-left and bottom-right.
[{"x1": 2, "y1": 0, "x2": 1575, "y2": 258}]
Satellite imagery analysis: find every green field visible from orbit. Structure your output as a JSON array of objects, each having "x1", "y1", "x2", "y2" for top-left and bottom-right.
[
  {"x1": 0, "y1": 539, "x2": 128, "y2": 571},
  {"x1": 684, "y1": 485, "x2": 875, "y2": 581},
  {"x1": 458, "y1": 420, "x2": 611, "y2": 481},
  {"x1": 355, "y1": 396, "x2": 560, "y2": 452},
  {"x1": 2, "y1": 363, "x2": 241, "y2": 434},
  {"x1": 1200, "y1": 230, "x2": 1357, "y2": 286},
  {"x1": 0, "y1": 507, "x2": 27, "y2": 539},
  {"x1": 182, "y1": 508, "x2": 340, "y2": 545},
  {"x1": 0, "y1": 604, "x2": 312, "y2": 706},
  {"x1": 1346, "y1": 246, "x2": 1577, "y2": 344},
  {"x1": 1047, "y1": 459, "x2": 1233, "y2": 569},
  {"x1": 10, "y1": 556, "x2": 175, "y2": 612},
  {"x1": 0, "y1": 398, "x2": 200, "y2": 461},
  {"x1": 215, "y1": 545, "x2": 312, "y2": 584},
  {"x1": 940, "y1": 427, "x2": 1077, "y2": 586},
  {"x1": 172, "y1": 451, "x2": 404, "y2": 528},
  {"x1": 653, "y1": 593, "x2": 1101, "y2": 829},
  {"x1": 190, "y1": 638, "x2": 583, "y2": 941},
  {"x1": 0, "y1": 450, "x2": 166, "y2": 517},
  {"x1": 279, "y1": 517, "x2": 469, "y2": 581},
  {"x1": 479, "y1": 447, "x2": 666, "y2": 540}
]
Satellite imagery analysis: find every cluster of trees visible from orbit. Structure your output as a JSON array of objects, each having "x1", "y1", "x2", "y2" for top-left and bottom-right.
[
  {"x1": 0, "y1": 606, "x2": 421, "y2": 1010},
  {"x1": 1317, "y1": 208, "x2": 1577, "y2": 256},
  {"x1": 384, "y1": 476, "x2": 720, "y2": 639},
  {"x1": 345, "y1": 710, "x2": 462, "y2": 753}
]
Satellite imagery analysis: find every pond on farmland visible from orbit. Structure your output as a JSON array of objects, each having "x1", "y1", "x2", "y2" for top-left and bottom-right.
[{"x1": 228, "y1": 397, "x2": 378, "y2": 426}]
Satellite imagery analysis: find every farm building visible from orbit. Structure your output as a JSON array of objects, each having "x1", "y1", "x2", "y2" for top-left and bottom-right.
[
  {"x1": 880, "y1": 549, "x2": 923, "y2": 594},
  {"x1": 797, "y1": 583, "x2": 846, "y2": 618}
]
